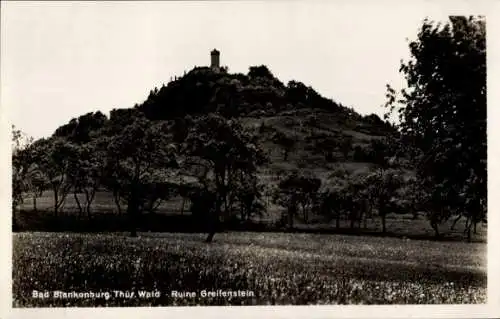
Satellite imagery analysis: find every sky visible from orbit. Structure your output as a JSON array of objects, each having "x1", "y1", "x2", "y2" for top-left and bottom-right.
[{"x1": 0, "y1": 1, "x2": 483, "y2": 139}]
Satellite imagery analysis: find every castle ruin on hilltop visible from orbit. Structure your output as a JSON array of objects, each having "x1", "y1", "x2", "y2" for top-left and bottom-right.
[{"x1": 210, "y1": 49, "x2": 220, "y2": 70}]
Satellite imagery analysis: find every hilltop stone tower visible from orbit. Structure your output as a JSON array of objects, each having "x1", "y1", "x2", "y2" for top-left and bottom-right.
[{"x1": 210, "y1": 49, "x2": 220, "y2": 69}]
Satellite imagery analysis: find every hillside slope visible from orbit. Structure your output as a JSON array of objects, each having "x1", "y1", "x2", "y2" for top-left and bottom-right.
[
  {"x1": 137, "y1": 66, "x2": 396, "y2": 173},
  {"x1": 53, "y1": 64, "x2": 397, "y2": 176}
]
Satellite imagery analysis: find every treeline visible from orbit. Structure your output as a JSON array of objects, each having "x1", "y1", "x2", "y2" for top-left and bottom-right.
[
  {"x1": 13, "y1": 111, "x2": 268, "y2": 241},
  {"x1": 11, "y1": 111, "x2": 402, "y2": 238},
  {"x1": 12, "y1": 109, "x2": 483, "y2": 242}
]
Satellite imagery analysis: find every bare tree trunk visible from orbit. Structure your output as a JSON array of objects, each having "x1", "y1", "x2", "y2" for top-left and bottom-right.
[
  {"x1": 461, "y1": 215, "x2": 473, "y2": 242},
  {"x1": 206, "y1": 195, "x2": 221, "y2": 243},
  {"x1": 463, "y1": 217, "x2": 471, "y2": 240},
  {"x1": 288, "y1": 203, "x2": 296, "y2": 230},
  {"x1": 363, "y1": 207, "x2": 369, "y2": 229},
  {"x1": 431, "y1": 221, "x2": 440, "y2": 239},
  {"x1": 53, "y1": 185, "x2": 69, "y2": 218},
  {"x1": 13, "y1": 209, "x2": 19, "y2": 231},
  {"x1": 84, "y1": 188, "x2": 96, "y2": 220},
  {"x1": 205, "y1": 231, "x2": 215, "y2": 243},
  {"x1": 410, "y1": 198, "x2": 418, "y2": 220},
  {"x1": 129, "y1": 202, "x2": 138, "y2": 238},
  {"x1": 74, "y1": 190, "x2": 83, "y2": 217},
  {"x1": 33, "y1": 195, "x2": 38, "y2": 212},
  {"x1": 128, "y1": 187, "x2": 140, "y2": 237},
  {"x1": 86, "y1": 199, "x2": 92, "y2": 220},
  {"x1": 205, "y1": 213, "x2": 217, "y2": 243},
  {"x1": 381, "y1": 213, "x2": 387, "y2": 234},
  {"x1": 450, "y1": 214, "x2": 462, "y2": 230},
  {"x1": 350, "y1": 212, "x2": 355, "y2": 229},
  {"x1": 130, "y1": 226, "x2": 137, "y2": 237},
  {"x1": 113, "y1": 189, "x2": 122, "y2": 215},
  {"x1": 53, "y1": 185, "x2": 59, "y2": 217},
  {"x1": 302, "y1": 204, "x2": 308, "y2": 224},
  {"x1": 365, "y1": 206, "x2": 373, "y2": 229},
  {"x1": 466, "y1": 222, "x2": 472, "y2": 242},
  {"x1": 180, "y1": 197, "x2": 186, "y2": 215},
  {"x1": 357, "y1": 207, "x2": 363, "y2": 229}
]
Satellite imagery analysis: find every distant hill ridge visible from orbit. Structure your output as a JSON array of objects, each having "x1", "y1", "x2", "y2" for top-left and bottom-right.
[
  {"x1": 135, "y1": 65, "x2": 391, "y2": 131},
  {"x1": 54, "y1": 47, "x2": 394, "y2": 138}
]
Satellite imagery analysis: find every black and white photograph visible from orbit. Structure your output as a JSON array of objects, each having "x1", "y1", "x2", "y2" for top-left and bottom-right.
[{"x1": 1, "y1": 0, "x2": 498, "y2": 317}]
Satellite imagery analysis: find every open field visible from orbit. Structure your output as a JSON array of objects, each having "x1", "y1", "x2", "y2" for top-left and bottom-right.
[
  {"x1": 19, "y1": 191, "x2": 187, "y2": 215},
  {"x1": 13, "y1": 232, "x2": 486, "y2": 306}
]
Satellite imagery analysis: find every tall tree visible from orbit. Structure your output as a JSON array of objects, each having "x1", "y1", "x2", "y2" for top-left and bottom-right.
[
  {"x1": 182, "y1": 114, "x2": 266, "y2": 242},
  {"x1": 67, "y1": 139, "x2": 106, "y2": 219},
  {"x1": 384, "y1": 16, "x2": 486, "y2": 240},
  {"x1": 106, "y1": 116, "x2": 178, "y2": 237},
  {"x1": 320, "y1": 168, "x2": 350, "y2": 229},
  {"x1": 11, "y1": 126, "x2": 35, "y2": 218},
  {"x1": 274, "y1": 171, "x2": 322, "y2": 228},
  {"x1": 32, "y1": 138, "x2": 76, "y2": 216},
  {"x1": 363, "y1": 169, "x2": 405, "y2": 234},
  {"x1": 272, "y1": 131, "x2": 296, "y2": 161},
  {"x1": 233, "y1": 170, "x2": 266, "y2": 223}
]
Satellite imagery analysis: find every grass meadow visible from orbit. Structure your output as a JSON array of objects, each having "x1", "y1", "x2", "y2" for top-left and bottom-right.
[
  {"x1": 13, "y1": 231, "x2": 486, "y2": 307},
  {"x1": 14, "y1": 189, "x2": 487, "y2": 306}
]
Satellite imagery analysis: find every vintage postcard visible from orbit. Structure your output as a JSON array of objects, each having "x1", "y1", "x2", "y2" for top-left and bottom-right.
[{"x1": 1, "y1": 1, "x2": 498, "y2": 318}]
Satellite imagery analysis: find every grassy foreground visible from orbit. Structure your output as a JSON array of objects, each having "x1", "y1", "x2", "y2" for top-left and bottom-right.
[{"x1": 13, "y1": 232, "x2": 486, "y2": 307}]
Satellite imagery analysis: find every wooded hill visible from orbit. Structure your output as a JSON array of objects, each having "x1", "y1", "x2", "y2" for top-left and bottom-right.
[{"x1": 53, "y1": 65, "x2": 397, "y2": 171}]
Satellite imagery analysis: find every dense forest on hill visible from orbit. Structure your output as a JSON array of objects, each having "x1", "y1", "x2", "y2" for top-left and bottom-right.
[{"x1": 53, "y1": 65, "x2": 394, "y2": 138}]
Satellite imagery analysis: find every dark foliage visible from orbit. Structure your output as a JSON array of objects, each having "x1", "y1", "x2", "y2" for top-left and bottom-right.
[
  {"x1": 384, "y1": 16, "x2": 486, "y2": 240},
  {"x1": 53, "y1": 111, "x2": 108, "y2": 144},
  {"x1": 137, "y1": 66, "x2": 348, "y2": 121}
]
